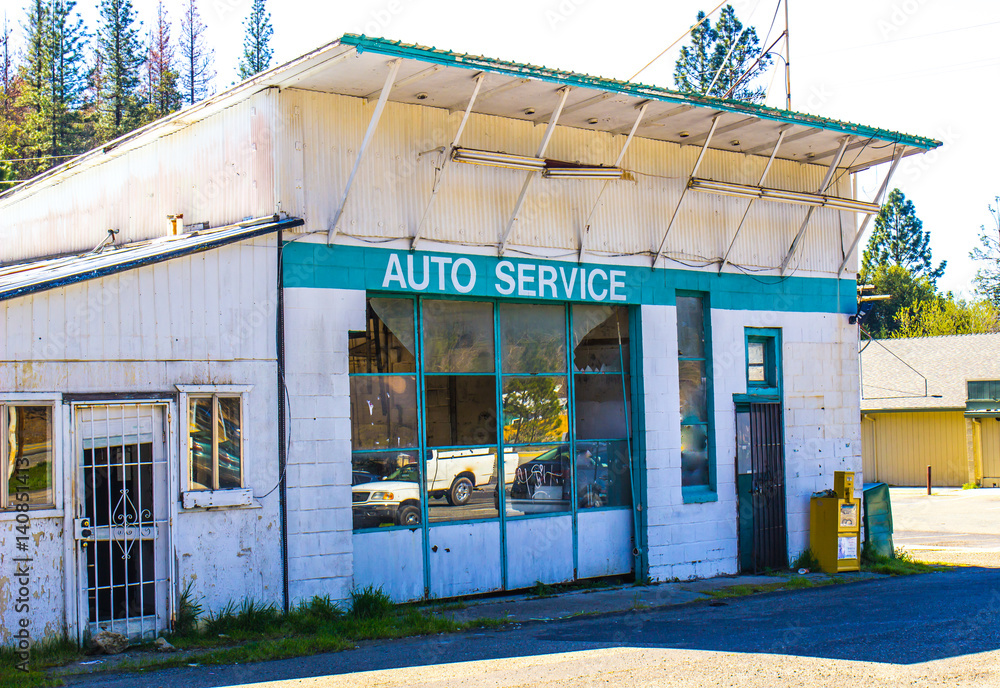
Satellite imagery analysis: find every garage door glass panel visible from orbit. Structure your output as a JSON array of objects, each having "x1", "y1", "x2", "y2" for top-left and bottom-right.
[
  {"x1": 576, "y1": 441, "x2": 632, "y2": 509},
  {"x1": 499, "y1": 303, "x2": 566, "y2": 373},
  {"x1": 574, "y1": 375, "x2": 630, "y2": 440},
  {"x1": 502, "y1": 376, "x2": 568, "y2": 444},
  {"x1": 350, "y1": 375, "x2": 419, "y2": 451},
  {"x1": 352, "y1": 450, "x2": 421, "y2": 530},
  {"x1": 423, "y1": 300, "x2": 495, "y2": 373},
  {"x1": 504, "y1": 444, "x2": 571, "y2": 516},
  {"x1": 350, "y1": 298, "x2": 417, "y2": 374},
  {"x1": 424, "y1": 375, "x2": 497, "y2": 447},
  {"x1": 426, "y1": 446, "x2": 499, "y2": 523}
]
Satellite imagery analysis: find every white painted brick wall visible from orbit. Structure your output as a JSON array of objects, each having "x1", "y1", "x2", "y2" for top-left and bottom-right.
[
  {"x1": 283, "y1": 287, "x2": 365, "y2": 606},
  {"x1": 643, "y1": 305, "x2": 861, "y2": 582}
]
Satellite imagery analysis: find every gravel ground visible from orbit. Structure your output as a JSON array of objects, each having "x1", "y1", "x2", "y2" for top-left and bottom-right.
[{"x1": 889, "y1": 487, "x2": 1000, "y2": 569}]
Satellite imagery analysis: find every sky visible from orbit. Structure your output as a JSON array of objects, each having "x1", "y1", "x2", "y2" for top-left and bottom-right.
[{"x1": 2, "y1": 0, "x2": 998, "y2": 295}]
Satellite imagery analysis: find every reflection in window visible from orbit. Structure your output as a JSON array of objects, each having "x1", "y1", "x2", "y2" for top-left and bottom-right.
[
  {"x1": 499, "y1": 303, "x2": 566, "y2": 373},
  {"x1": 188, "y1": 395, "x2": 243, "y2": 491},
  {"x1": 351, "y1": 450, "x2": 421, "y2": 529},
  {"x1": 575, "y1": 441, "x2": 632, "y2": 509},
  {"x1": 425, "y1": 447, "x2": 499, "y2": 523},
  {"x1": 3, "y1": 405, "x2": 54, "y2": 509},
  {"x1": 350, "y1": 375, "x2": 418, "y2": 451},
  {"x1": 574, "y1": 375, "x2": 629, "y2": 440},
  {"x1": 676, "y1": 294, "x2": 712, "y2": 490},
  {"x1": 424, "y1": 376, "x2": 497, "y2": 447},
  {"x1": 423, "y1": 300, "x2": 495, "y2": 373},
  {"x1": 502, "y1": 376, "x2": 567, "y2": 444},
  {"x1": 350, "y1": 298, "x2": 417, "y2": 374},
  {"x1": 572, "y1": 305, "x2": 629, "y2": 372},
  {"x1": 505, "y1": 445, "x2": 571, "y2": 516}
]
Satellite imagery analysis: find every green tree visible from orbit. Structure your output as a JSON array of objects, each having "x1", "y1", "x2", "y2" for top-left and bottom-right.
[
  {"x1": 94, "y1": 0, "x2": 143, "y2": 141},
  {"x1": 178, "y1": 0, "x2": 213, "y2": 105},
  {"x1": 895, "y1": 295, "x2": 1000, "y2": 338},
  {"x1": 0, "y1": 16, "x2": 28, "y2": 189},
  {"x1": 970, "y1": 197, "x2": 1000, "y2": 305},
  {"x1": 860, "y1": 188, "x2": 945, "y2": 285},
  {"x1": 673, "y1": 4, "x2": 771, "y2": 103},
  {"x1": 141, "y1": 1, "x2": 181, "y2": 121},
  {"x1": 43, "y1": 0, "x2": 89, "y2": 158},
  {"x1": 859, "y1": 264, "x2": 937, "y2": 338},
  {"x1": 237, "y1": 0, "x2": 272, "y2": 80}
]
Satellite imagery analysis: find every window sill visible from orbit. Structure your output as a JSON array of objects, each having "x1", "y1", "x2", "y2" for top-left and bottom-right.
[
  {"x1": 182, "y1": 488, "x2": 255, "y2": 510},
  {"x1": 682, "y1": 486, "x2": 718, "y2": 504}
]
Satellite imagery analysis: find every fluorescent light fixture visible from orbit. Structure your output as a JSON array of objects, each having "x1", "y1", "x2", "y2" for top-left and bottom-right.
[
  {"x1": 544, "y1": 167, "x2": 624, "y2": 180},
  {"x1": 689, "y1": 178, "x2": 879, "y2": 214},
  {"x1": 452, "y1": 147, "x2": 546, "y2": 171}
]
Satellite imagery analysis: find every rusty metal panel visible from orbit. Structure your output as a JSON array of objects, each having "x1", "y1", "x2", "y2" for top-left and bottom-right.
[
  {"x1": 428, "y1": 521, "x2": 502, "y2": 598},
  {"x1": 353, "y1": 530, "x2": 424, "y2": 602},
  {"x1": 505, "y1": 515, "x2": 574, "y2": 590},
  {"x1": 577, "y1": 509, "x2": 633, "y2": 578}
]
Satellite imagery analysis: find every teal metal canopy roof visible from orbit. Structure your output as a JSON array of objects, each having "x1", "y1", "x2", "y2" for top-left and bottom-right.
[{"x1": 339, "y1": 34, "x2": 940, "y2": 154}]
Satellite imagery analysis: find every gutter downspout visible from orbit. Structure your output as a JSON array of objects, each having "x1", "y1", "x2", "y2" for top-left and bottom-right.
[{"x1": 277, "y1": 229, "x2": 290, "y2": 614}]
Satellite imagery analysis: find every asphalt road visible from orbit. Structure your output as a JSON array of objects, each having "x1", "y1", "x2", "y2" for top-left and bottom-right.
[{"x1": 62, "y1": 567, "x2": 1000, "y2": 688}]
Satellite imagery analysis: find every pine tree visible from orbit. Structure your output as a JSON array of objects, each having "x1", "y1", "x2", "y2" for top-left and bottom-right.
[
  {"x1": 94, "y1": 0, "x2": 143, "y2": 141},
  {"x1": 0, "y1": 17, "x2": 26, "y2": 188},
  {"x1": 178, "y1": 0, "x2": 213, "y2": 105},
  {"x1": 44, "y1": 0, "x2": 88, "y2": 158},
  {"x1": 142, "y1": 1, "x2": 181, "y2": 120},
  {"x1": 17, "y1": 0, "x2": 49, "y2": 176},
  {"x1": 970, "y1": 197, "x2": 1000, "y2": 305},
  {"x1": 860, "y1": 188, "x2": 946, "y2": 285},
  {"x1": 237, "y1": 0, "x2": 273, "y2": 80},
  {"x1": 673, "y1": 4, "x2": 772, "y2": 104}
]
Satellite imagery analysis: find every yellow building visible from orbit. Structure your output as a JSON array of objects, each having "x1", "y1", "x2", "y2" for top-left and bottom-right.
[{"x1": 860, "y1": 333, "x2": 1000, "y2": 487}]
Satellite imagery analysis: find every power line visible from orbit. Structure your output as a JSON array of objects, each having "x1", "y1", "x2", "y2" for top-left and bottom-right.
[{"x1": 629, "y1": 0, "x2": 729, "y2": 82}]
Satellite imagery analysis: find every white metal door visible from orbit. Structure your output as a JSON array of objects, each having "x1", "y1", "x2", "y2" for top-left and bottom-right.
[{"x1": 74, "y1": 404, "x2": 170, "y2": 640}]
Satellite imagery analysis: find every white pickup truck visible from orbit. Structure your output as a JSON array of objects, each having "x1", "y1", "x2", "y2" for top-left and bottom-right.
[{"x1": 352, "y1": 448, "x2": 518, "y2": 527}]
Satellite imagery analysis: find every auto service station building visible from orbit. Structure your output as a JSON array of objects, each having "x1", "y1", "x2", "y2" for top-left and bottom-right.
[{"x1": 0, "y1": 34, "x2": 939, "y2": 643}]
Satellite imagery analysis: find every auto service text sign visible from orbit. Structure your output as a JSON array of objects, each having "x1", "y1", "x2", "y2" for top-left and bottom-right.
[{"x1": 379, "y1": 251, "x2": 632, "y2": 303}]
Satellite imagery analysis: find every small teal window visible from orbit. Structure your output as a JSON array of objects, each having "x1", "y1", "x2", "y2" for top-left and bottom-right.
[{"x1": 745, "y1": 330, "x2": 780, "y2": 396}]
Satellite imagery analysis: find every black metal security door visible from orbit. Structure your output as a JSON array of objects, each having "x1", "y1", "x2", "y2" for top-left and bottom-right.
[{"x1": 749, "y1": 402, "x2": 787, "y2": 571}]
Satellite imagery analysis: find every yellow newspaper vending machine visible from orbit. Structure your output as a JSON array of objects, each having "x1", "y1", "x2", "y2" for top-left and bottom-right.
[{"x1": 809, "y1": 471, "x2": 861, "y2": 573}]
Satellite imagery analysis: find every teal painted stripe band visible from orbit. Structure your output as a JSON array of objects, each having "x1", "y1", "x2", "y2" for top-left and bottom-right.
[{"x1": 283, "y1": 242, "x2": 857, "y2": 314}]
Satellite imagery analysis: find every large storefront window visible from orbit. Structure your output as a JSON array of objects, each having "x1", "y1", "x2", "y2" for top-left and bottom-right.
[{"x1": 349, "y1": 297, "x2": 635, "y2": 531}]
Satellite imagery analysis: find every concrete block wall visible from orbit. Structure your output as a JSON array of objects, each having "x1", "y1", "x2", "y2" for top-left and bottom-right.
[
  {"x1": 643, "y1": 304, "x2": 861, "y2": 581},
  {"x1": 282, "y1": 287, "x2": 365, "y2": 605}
]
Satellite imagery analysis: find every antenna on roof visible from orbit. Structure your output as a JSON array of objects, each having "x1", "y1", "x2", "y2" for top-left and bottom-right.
[{"x1": 783, "y1": 0, "x2": 791, "y2": 109}]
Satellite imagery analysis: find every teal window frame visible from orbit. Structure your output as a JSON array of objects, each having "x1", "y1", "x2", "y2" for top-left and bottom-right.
[
  {"x1": 677, "y1": 291, "x2": 716, "y2": 504},
  {"x1": 744, "y1": 328, "x2": 782, "y2": 400}
]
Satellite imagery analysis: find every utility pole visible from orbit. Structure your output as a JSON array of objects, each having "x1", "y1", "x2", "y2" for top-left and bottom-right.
[{"x1": 784, "y1": 0, "x2": 792, "y2": 109}]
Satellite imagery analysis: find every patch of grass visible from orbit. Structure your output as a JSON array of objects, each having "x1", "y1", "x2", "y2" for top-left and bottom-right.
[
  {"x1": 349, "y1": 585, "x2": 393, "y2": 620},
  {"x1": 791, "y1": 549, "x2": 822, "y2": 572},
  {"x1": 963, "y1": 482, "x2": 979, "y2": 490},
  {"x1": 861, "y1": 545, "x2": 943, "y2": 575},
  {"x1": 0, "y1": 635, "x2": 78, "y2": 688},
  {"x1": 531, "y1": 581, "x2": 556, "y2": 599},
  {"x1": 175, "y1": 582, "x2": 203, "y2": 637}
]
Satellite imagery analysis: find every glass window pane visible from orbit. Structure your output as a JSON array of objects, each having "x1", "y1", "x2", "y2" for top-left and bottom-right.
[
  {"x1": 423, "y1": 300, "x2": 495, "y2": 373},
  {"x1": 499, "y1": 303, "x2": 566, "y2": 373},
  {"x1": 217, "y1": 397, "x2": 242, "y2": 489},
  {"x1": 574, "y1": 374, "x2": 630, "y2": 440},
  {"x1": 681, "y1": 424, "x2": 710, "y2": 487},
  {"x1": 426, "y1": 447, "x2": 499, "y2": 523},
  {"x1": 6, "y1": 406, "x2": 53, "y2": 507},
  {"x1": 349, "y1": 298, "x2": 417, "y2": 374},
  {"x1": 504, "y1": 444, "x2": 571, "y2": 516},
  {"x1": 572, "y1": 305, "x2": 629, "y2": 372},
  {"x1": 502, "y1": 376, "x2": 568, "y2": 444},
  {"x1": 352, "y1": 450, "x2": 421, "y2": 530},
  {"x1": 424, "y1": 375, "x2": 497, "y2": 447},
  {"x1": 676, "y1": 296, "x2": 705, "y2": 359},
  {"x1": 679, "y1": 360, "x2": 708, "y2": 425},
  {"x1": 747, "y1": 341, "x2": 765, "y2": 365},
  {"x1": 576, "y1": 441, "x2": 632, "y2": 509},
  {"x1": 736, "y1": 410, "x2": 751, "y2": 475},
  {"x1": 188, "y1": 398, "x2": 213, "y2": 490},
  {"x1": 351, "y1": 375, "x2": 419, "y2": 451},
  {"x1": 748, "y1": 365, "x2": 766, "y2": 383}
]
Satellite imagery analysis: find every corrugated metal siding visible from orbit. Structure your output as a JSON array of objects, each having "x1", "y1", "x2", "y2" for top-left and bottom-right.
[
  {"x1": 0, "y1": 90, "x2": 277, "y2": 264},
  {"x1": 863, "y1": 412, "x2": 967, "y2": 486},
  {"x1": 0, "y1": 235, "x2": 276, "y2": 366},
  {"x1": 980, "y1": 418, "x2": 1000, "y2": 478},
  {"x1": 285, "y1": 89, "x2": 855, "y2": 274}
]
